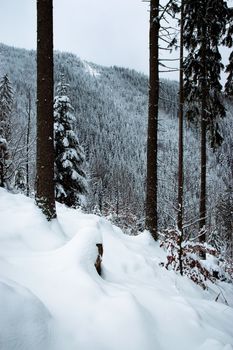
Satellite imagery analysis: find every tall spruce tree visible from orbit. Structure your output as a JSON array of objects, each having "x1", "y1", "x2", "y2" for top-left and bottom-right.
[
  {"x1": 0, "y1": 129, "x2": 9, "y2": 188},
  {"x1": 225, "y1": 51, "x2": 233, "y2": 96},
  {"x1": 0, "y1": 74, "x2": 13, "y2": 188},
  {"x1": 36, "y1": 0, "x2": 56, "y2": 220},
  {"x1": 25, "y1": 89, "x2": 32, "y2": 197},
  {"x1": 0, "y1": 74, "x2": 13, "y2": 141},
  {"x1": 54, "y1": 76, "x2": 88, "y2": 208},
  {"x1": 224, "y1": 7, "x2": 233, "y2": 97},
  {"x1": 146, "y1": 0, "x2": 179, "y2": 240},
  {"x1": 145, "y1": 0, "x2": 159, "y2": 240},
  {"x1": 183, "y1": 0, "x2": 229, "y2": 247},
  {"x1": 177, "y1": 0, "x2": 184, "y2": 275}
]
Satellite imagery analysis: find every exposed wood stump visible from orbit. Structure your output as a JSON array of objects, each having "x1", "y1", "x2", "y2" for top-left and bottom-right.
[{"x1": 95, "y1": 243, "x2": 103, "y2": 276}]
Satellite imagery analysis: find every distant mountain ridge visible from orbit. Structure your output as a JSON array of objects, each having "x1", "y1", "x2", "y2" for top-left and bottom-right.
[{"x1": 0, "y1": 43, "x2": 232, "y2": 238}]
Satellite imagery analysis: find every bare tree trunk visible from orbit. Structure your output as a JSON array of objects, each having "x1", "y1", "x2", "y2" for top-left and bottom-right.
[
  {"x1": 199, "y1": 18, "x2": 207, "y2": 258},
  {"x1": 145, "y1": 0, "x2": 159, "y2": 240},
  {"x1": 178, "y1": 0, "x2": 184, "y2": 275},
  {"x1": 116, "y1": 179, "x2": 119, "y2": 218},
  {"x1": 199, "y1": 112, "x2": 207, "y2": 240},
  {"x1": 36, "y1": 0, "x2": 56, "y2": 220},
  {"x1": 26, "y1": 90, "x2": 31, "y2": 197},
  {"x1": 0, "y1": 161, "x2": 3, "y2": 187}
]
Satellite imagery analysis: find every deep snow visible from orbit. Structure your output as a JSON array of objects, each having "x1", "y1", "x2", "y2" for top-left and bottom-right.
[{"x1": 0, "y1": 188, "x2": 232, "y2": 350}]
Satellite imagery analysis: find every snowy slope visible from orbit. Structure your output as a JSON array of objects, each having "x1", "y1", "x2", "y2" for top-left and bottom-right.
[
  {"x1": 0, "y1": 188, "x2": 233, "y2": 350},
  {"x1": 0, "y1": 43, "x2": 232, "y2": 237}
]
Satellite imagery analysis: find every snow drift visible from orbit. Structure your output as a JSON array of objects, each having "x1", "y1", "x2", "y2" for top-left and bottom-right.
[{"x1": 0, "y1": 188, "x2": 232, "y2": 350}]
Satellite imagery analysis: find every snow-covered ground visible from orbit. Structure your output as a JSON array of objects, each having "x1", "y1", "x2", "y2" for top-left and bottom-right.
[{"x1": 0, "y1": 188, "x2": 232, "y2": 350}]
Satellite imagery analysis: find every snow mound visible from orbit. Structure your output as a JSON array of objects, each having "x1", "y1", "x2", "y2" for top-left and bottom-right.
[
  {"x1": 0, "y1": 188, "x2": 232, "y2": 350},
  {"x1": 0, "y1": 278, "x2": 54, "y2": 350}
]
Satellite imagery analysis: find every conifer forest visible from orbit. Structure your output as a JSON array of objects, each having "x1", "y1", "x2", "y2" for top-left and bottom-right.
[{"x1": 0, "y1": 1, "x2": 233, "y2": 350}]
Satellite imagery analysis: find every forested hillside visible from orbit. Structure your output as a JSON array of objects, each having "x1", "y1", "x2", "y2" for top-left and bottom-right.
[{"x1": 0, "y1": 42, "x2": 232, "y2": 245}]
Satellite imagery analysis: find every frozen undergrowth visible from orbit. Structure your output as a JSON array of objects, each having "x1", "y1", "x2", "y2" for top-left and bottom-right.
[{"x1": 0, "y1": 188, "x2": 232, "y2": 350}]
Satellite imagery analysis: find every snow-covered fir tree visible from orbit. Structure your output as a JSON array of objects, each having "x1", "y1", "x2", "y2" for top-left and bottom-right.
[
  {"x1": 54, "y1": 75, "x2": 88, "y2": 208},
  {"x1": 14, "y1": 168, "x2": 26, "y2": 193},
  {"x1": 183, "y1": 0, "x2": 228, "y2": 146},
  {"x1": 0, "y1": 128, "x2": 9, "y2": 187},
  {"x1": 223, "y1": 6, "x2": 233, "y2": 97},
  {"x1": 0, "y1": 74, "x2": 13, "y2": 141},
  {"x1": 183, "y1": 0, "x2": 230, "y2": 247},
  {"x1": 225, "y1": 51, "x2": 233, "y2": 97}
]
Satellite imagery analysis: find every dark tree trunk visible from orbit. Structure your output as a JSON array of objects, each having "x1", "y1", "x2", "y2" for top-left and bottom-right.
[
  {"x1": 199, "y1": 15, "x2": 207, "y2": 258},
  {"x1": 199, "y1": 106, "x2": 207, "y2": 239},
  {"x1": 36, "y1": 0, "x2": 56, "y2": 220},
  {"x1": 145, "y1": 0, "x2": 159, "y2": 240},
  {"x1": 177, "y1": 0, "x2": 184, "y2": 233},
  {"x1": 0, "y1": 161, "x2": 3, "y2": 187},
  {"x1": 26, "y1": 90, "x2": 31, "y2": 197},
  {"x1": 178, "y1": 0, "x2": 184, "y2": 275},
  {"x1": 0, "y1": 139, "x2": 8, "y2": 188}
]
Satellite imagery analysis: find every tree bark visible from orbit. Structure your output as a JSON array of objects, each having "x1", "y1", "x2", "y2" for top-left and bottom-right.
[
  {"x1": 26, "y1": 90, "x2": 31, "y2": 197},
  {"x1": 36, "y1": 0, "x2": 56, "y2": 220},
  {"x1": 177, "y1": 0, "x2": 184, "y2": 233},
  {"x1": 199, "y1": 11, "x2": 207, "y2": 257},
  {"x1": 178, "y1": 0, "x2": 184, "y2": 275},
  {"x1": 145, "y1": 0, "x2": 160, "y2": 240}
]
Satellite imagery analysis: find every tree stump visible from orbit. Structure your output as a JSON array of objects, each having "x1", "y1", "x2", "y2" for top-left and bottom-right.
[{"x1": 95, "y1": 243, "x2": 103, "y2": 276}]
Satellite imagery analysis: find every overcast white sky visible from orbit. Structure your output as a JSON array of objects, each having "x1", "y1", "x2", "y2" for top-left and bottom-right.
[
  {"x1": 0, "y1": 0, "x2": 232, "y2": 82},
  {"x1": 0, "y1": 0, "x2": 151, "y2": 75}
]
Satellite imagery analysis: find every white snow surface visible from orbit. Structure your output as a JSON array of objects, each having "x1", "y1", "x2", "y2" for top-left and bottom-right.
[{"x1": 0, "y1": 188, "x2": 232, "y2": 350}]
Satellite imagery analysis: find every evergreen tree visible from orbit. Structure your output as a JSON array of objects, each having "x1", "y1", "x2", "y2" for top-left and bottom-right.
[
  {"x1": 0, "y1": 74, "x2": 13, "y2": 141},
  {"x1": 216, "y1": 185, "x2": 233, "y2": 258},
  {"x1": 177, "y1": 0, "x2": 184, "y2": 275},
  {"x1": 225, "y1": 51, "x2": 233, "y2": 97},
  {"x1": 146, "y1": 0, "x2": 180, "y2": 240},
  {"x1": 223, "y1": 6, "x2": 233, "y2": 97},
  {"x1": 25, "y1": 89, "x2": 33, "y2": 197},
  {"x1": 14, "y1": 168, "x2": 26, "y2": 192},
  {"x1": 36, "y1": 0, "x2": 56, "y2": 220},
  {"x1": 0, "y1": 74, "x2": 12, "y2": 188},
  {"x1": 0, "y1": 128, "x2": 9, "y2": 187},
  {"x1": 183, "y1": 0, "x2": 229, "y2": 246},
  {"x1": 54, "y1": 76, "x2": 88, "y2": 208},
  {"x1": 145, "y1": 0, "x2": 159, "y2": 240}
]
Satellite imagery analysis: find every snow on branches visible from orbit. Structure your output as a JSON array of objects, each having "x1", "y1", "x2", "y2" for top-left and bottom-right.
[
  {"x1": 54, "y1": 74, "x2": 88, "y2": 208},
  {"x1": 160, "y1": 229, "x2": 233, "y2": 289}
]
